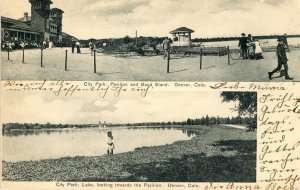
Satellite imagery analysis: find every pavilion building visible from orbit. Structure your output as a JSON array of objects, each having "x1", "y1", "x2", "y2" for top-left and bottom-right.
[
  {"x1": 1, "y1": 0, "x2": 76, "y2": 45},
  {"x1": 170, "y1": 27, "x2": 195, "y2": 47}
]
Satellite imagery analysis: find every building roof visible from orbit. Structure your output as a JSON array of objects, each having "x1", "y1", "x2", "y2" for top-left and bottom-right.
[
  {"x1": 29, "y1": 0, "x2": 53, "y2": 4},
  {"x1": 170, "y1": 27, "x2": 195, "y2": 34},
  {"x1": 18, "y1": 16, "x2": 32, "y2": 22},
  {"x1": 62, "y1": 32, "x2": 79, "y2": 41},
  {"x1": 1, "y1": 16, "x2": 41, "y2": 33},
  {"x1": 51, "y1": 8, "x2": 64, "y2": 13}
]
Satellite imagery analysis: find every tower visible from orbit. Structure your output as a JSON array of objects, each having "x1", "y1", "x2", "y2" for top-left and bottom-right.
[
  {"x1": 29, "y1": 0, "x2": 53, "y2": 41},
  {"x1": 50, "y1": 8, "x2": 64, "y2": 42}
]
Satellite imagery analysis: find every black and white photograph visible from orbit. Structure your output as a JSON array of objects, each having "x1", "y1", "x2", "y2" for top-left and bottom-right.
[
  {"x1": 1, "y1": 0, "x2": 300, "y2": 81},
  {"x1": 2, "y1": 90, "x2": 257, "y2": 182}
]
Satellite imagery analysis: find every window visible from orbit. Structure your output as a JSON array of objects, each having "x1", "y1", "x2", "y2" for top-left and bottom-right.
[{"x1": 33, "y1": 2, "x2": 41, "y2": 9}]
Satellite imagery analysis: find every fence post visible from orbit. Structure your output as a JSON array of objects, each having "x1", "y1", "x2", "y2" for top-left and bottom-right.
[
  {"x1": 167, "y1": 50, "x2": 170, "y2": 73},
  {"x1": 22, "y1": 47, "x2": 25, "y2": 63},
  {"x1": 7, "y1": 47, "x2": 10, "y2": 60},
  {"x1": 65, "y1": 50, "x2": 68, "y2": 71},
  {"x1": 40, "y1": 48, "x2": 43, "y2": 67},
  {"x1": 200, "y1": 49, "x2": 203, "y2": 70},
  {"x1": 94, "y1": 50, "x2": 96, "y2": 73},
  {"x1": 227, "y1": 46, "x2": 230, "y2": 65}
]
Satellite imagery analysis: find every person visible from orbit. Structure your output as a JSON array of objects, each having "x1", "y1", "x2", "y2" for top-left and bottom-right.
[
  {"x1": 90, "y1": 42, "x2": 96, "y2": 56},
  {"x1": 162, "y1": 37, "x2": 171, "y2": 59},
  {"x1": 42, "y1": 40, "x2": 47, "y2": 49},
  {"x1": 253, "y1": 38, "x2": 263, "y2": 60},
  {"x1": 89, "y1": 42, "x2": 93, "y2": 56},
  {"x1": 49, "y1": 40, "x2": 53, "y2": 49},
  {"x1": 283, "y1": 33, "x2": 290, "y2": 52},
  {"x1": 268, "y1": 37, "x2": 293, "y2": 80},
  {"x1": 75, "y1": 41, "x2": 81, "y2": 53},
  {"x1": 238, "y1": 33, "x2": 248, "y2": 59},
  {"x1": 71, "y1": 42, "x2": 75, "y2": 53},
  {"x1": 247, "y1": 34, "x2": 255, "y2": 59},
  {"x1": 106, "y1": 131, "x2": 114, "y2": 155}
]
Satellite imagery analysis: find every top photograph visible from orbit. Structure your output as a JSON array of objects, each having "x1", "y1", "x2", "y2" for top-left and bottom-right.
[{"x1": 1, "y1": 0, "x2": 300, "y2": 82}]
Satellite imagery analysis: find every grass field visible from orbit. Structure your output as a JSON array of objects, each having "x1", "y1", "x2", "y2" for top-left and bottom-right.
[
  {"x1": 1, "y1": 48, "x2": 299, "y2": 81},
  {"x1": 2, "y1": 125, "x2": 256, "y2": 182}
]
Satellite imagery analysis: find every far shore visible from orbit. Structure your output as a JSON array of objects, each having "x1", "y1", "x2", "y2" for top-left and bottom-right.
[{"x1": 2, "y1": 125, "x2": 256, "y2": 182}]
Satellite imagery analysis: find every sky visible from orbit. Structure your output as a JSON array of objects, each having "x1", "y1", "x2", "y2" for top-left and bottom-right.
[
  {"x1": 2, "y1": 90, "x2": 238, "y2": 124},
  {"x1": 1, "y1": 0, "x2": 300, "y2": 39}
]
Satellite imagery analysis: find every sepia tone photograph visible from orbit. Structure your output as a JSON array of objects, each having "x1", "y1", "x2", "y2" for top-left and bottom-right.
[
  {"x1": 2, "y1": 90, "x2": 257, "y2": 182},
  {"x1": 1, "y1": 0, "x2": 300, "y2": 81}
]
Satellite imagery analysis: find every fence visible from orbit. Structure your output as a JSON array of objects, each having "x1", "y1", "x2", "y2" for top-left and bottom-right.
[
  {"x1": 4, "y1": 48, "x2": 98, "y2": 73},
  {"x1": 172, "y1": 46, "x2": 228, "y2": 56},
  {"x1": 170, "y1": 46, "x2": 230, "y2": 71},
  {"x1": 4, "y1": 46, "x2": 231, "y2": 74}
]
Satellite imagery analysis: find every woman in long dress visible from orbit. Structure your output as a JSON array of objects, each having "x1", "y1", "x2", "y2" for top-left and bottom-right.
[{"x1": 253, "y1": 39, "x2": 263, "y2": 60}]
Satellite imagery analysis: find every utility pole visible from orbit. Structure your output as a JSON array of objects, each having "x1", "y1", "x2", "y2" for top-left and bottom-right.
[{"x1": 135, "y1": 30, "x2": 138, "y2": 46}]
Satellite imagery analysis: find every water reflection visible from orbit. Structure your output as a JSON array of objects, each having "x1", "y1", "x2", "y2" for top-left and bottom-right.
[
  {"x1": 181, "y1": 129, "x2": 201, "y2": 137},
  {"x1": 2, "y1": 126, "x2": 198, "y2": 162},
  {"x1": 3, "y1": 126, "x2": 191, "y2": 137}
]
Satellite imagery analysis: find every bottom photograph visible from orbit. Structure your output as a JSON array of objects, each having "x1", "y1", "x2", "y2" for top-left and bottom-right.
[{"x1": 2, "y1": 90, "x2": 257, "y2": 182}]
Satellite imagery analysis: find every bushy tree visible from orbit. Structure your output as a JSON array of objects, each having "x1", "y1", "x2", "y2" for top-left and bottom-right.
[{"x1": 220, "y1": 92, "x2": 257, "y2": 130}]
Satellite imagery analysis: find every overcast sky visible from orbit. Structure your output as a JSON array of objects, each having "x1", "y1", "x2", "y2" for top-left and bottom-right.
[
  {"x1": 2, "y1": 90, "x2": 238, "y2": 124},
  {"x1": 2, "y1": 0, "x2": 300, "y2": 39}
]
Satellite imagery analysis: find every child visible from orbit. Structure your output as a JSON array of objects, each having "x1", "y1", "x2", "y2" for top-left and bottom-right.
[
  {"x1": 253, "y1": 39, "x2": 263, "y2": 60},
  {"x1": 107, "y1": 131, "x2": 114, "y2": 155}
]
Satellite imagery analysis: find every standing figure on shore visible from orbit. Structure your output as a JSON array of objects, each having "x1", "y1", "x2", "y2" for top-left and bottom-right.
[
  {"x1": 75, "y1": 41, "x2": 81, "y2": 53},
  {"x1": 268, "y1": 37, "x2": 293, "y2": 80},
  {"x1": 71, "y1": 42, "x2": 75, "y2": 53},
  {"x1": 238, "y1": 33, "x2": 248, "y2": 59},
  {"x1": 283, "y1": 33, "x2": 289, "y2": 52},
  {"x1": 162, "y1": 37, "x2": 171, "y2": 59},
  {"x1": 106, "y1": 131, "x2": 114, "y2": 155}
]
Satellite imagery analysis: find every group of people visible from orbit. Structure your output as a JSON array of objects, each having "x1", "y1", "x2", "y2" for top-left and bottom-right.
[
  {"x1": 239, "y1": 33, "x2": 293, "y2": 80},
  {"x1": 238, "y1": 33, "x2": 263, "y2": 60}
]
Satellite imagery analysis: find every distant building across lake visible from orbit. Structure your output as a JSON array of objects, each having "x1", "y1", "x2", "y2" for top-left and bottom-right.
[{"x1": 1, "y1": 0, "x2": 77, "y2": 45}]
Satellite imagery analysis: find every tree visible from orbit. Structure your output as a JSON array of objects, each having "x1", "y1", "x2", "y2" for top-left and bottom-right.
[
  {"x1": 220, "y1": 92, "x2": 257, "y2": 130},
  {"x1": 205, "y1": 115, "x2": 210, "y2": 126}
]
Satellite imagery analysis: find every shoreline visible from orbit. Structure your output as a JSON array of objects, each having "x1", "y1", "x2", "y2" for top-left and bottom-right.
[{"x1": 2, "y1": 125, "x2": 256, "y2": 182}]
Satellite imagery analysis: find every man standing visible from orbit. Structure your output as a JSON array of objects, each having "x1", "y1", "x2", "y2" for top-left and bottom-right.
[
  {"x1": 283, "y1": 33, "x2": 290, "y2": 52},
  {"x1": 268, "y1": 38, "x2": 293, "y2": 80},
  {"x1": 75, "y1": 41, "x2": 81, "y2": 53},
  {"x1": 71, "y1": 42, "x2": 75, "y2": 53},
  {"x1": 162, "y1": 37, "x2": 171, "y2": 59},
  {"x1": 238, "y1": 33, "x2": 248, "y2": 59}
]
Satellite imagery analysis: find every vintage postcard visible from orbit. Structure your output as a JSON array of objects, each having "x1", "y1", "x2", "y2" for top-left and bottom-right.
[
  {"x1": 1, "y1": 0, "x2": 299, "y2": 81},
  {"x1": 1, "y1": 0, "x2": 300, "y2": 190}
]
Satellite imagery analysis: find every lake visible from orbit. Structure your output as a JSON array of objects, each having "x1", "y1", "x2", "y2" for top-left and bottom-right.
[
  {"x1": 197, "y1": 37, "x2": 300, "y2": 49},
  {"x1": 2, "y1": 127, "x2": 196, "y2": 162}
]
